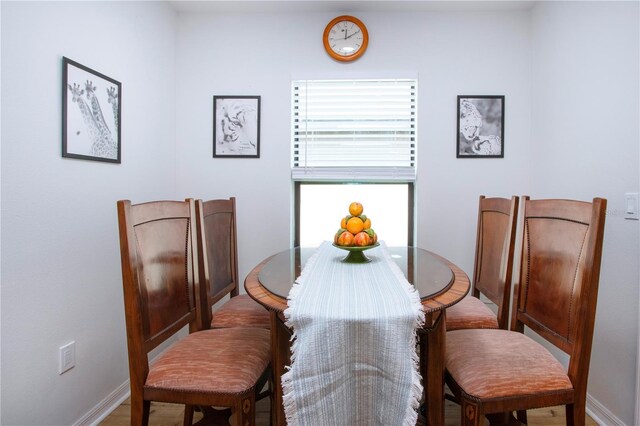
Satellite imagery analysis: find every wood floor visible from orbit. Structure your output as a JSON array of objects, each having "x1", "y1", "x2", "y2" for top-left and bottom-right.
[{"x1": 100, "y1": 396, "x2": 598, "y2": 425}]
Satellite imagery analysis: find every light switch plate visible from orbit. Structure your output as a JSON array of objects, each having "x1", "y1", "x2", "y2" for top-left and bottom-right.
[{"x1": 624, "y1": 192, "x2": 639, "y2": 220}]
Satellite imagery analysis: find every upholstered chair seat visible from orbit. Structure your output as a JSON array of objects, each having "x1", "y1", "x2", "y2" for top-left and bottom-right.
[
  {"x1": 146, "y1": 328, "x2": 271, "y2": 399},
  {"x1": 211, "y1": 294, "x2": 270, "y2": 329},
  {"x1": 446, "y1": 329, "x2": 573, "y2": 401},
  {"x1": 445, "y1": 297, "x2": 499, "y2": 331},
  {"x1": 194, "y1": 198, "x2": 271, "y2": 331}
]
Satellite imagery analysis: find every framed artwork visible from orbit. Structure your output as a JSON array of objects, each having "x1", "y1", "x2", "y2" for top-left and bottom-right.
[
  {"x1": 213, "y1": 95, "x2": 260, "y2": 158},
  {"x1": 456, "y1": 95, "x2": 504, "y2": 158},
  {"x1": 62, "y1": 57, "x2": 121, "y2": 163}
]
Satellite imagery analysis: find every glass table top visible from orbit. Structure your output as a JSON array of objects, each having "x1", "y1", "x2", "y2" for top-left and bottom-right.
[{"x1": 258, "y1": 246, "x2": 455, "y2": 300}]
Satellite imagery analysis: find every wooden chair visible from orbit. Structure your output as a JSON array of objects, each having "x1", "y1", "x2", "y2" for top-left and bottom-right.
[
  {"x1": 444, "y1": 197, "x2": 607, "y2": 426},
  {"x1": 193, "y1": 197, "x2": 270, "y2": 331},
  {"x1": 445, "y1": 196, "x2": 519, "y2": 331},
  {"x1": 117, "y1": 199, "x2": 271, "y2": 426}
]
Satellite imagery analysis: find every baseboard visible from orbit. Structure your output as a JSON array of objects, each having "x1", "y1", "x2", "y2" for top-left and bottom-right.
[
  {"x1": 587, "y1": 392, "x2": 627, "y2": 426},
  {"x1": 73, "y1": 380, "x2": 130, "y2": 426}
]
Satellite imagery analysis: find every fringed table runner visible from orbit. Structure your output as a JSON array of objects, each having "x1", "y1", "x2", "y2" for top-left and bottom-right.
[{"x1": 283, "y1": 241, "x2": 425, "y2": 426}]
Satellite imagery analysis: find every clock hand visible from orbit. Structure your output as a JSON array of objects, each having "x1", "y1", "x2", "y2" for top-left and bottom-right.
[{"x1": 346, "y1": 29, "x2": 361, "y2": 39}]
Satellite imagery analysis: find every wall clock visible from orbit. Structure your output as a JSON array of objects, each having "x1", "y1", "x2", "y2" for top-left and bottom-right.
[{"x1": 323, "y1": 15, "x2": 369, "y2": 62}]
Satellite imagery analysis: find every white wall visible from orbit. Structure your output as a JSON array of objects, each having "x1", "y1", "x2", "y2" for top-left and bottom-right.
[
  {"x1": 410, "y1": 10, "x2": 533, "y2": 270},
  {"x1": 530, "y1": 2, "x2": 640, "y2": 425},
  {"x1": 174, "y1": 7, "x2": 533, "y2": 291},
  {"x1": 1, "y1": 1, "x2": 638, "y2": 425},
  {"x1": 1, "y1": 2, "x2": 177, "y2": 424}
]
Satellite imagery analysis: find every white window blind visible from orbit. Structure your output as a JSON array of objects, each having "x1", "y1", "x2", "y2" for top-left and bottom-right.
[{"x1": 292, "y1": 79, "x2": 417, "y2": 182}]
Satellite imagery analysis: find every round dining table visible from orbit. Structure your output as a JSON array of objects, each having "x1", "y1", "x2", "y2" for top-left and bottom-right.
[{"x1": 244, "y1": 246, "x2": 470, "y2": 426}]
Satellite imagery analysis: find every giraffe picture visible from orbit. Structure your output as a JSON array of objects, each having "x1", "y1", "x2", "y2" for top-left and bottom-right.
[
  {"x1": 213, "y1": 95, "x2": 261, "y2": 158},
  {"x1": 62, "y1": 57, "x2": 121, "y2": 163}
]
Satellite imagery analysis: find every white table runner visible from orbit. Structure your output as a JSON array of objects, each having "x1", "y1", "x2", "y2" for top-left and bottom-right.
[{"x1": 283, "y1": 241, "x2": 425, "y2": 426}]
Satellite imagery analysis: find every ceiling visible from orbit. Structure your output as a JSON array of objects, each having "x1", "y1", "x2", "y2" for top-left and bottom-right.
[{"x1": 167, "y1": 0, "x2": 537, "y2": 14}]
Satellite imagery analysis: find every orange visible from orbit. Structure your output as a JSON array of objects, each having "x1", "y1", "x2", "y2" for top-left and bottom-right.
[
  {"x1": 349, "y1": 202, "x2": 364, "y2": 217},
  {"x1": 340, "y1": 215, "x2": 351, "y2": 229},
  {"x1": 346, "y1": 216, "x2": 364, "y2": 234},
  {"x1": 363, "y1": 218, "x2": 371, "y2": 229}
]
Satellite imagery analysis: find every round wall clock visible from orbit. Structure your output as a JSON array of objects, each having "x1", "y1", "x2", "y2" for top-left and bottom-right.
[{"x1": 323, "y1": 15, "x2": 369, "y2": 62}]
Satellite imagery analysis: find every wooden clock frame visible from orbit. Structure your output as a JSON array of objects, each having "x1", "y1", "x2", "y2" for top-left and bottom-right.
[{"x1": 323, "y1": 15, "x2": 369, "y2": 62}]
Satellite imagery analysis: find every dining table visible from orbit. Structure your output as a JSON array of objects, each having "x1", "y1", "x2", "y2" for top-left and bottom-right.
[{"x1": 244, "y1": 245, "x2": 470, "y2": 426}]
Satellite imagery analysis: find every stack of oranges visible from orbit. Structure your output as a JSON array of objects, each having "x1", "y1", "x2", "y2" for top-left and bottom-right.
[{"x1": 333, "y1": 202, "x2": 378, "y2": 247}]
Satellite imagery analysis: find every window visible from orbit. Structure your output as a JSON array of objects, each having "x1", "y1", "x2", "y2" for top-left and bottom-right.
[
  {"x1": 296, "y1": 182, "x2": 413, "y2": 248},
  {"x1": 292, "y1": 79, "x2": 417, "y2": 247}
]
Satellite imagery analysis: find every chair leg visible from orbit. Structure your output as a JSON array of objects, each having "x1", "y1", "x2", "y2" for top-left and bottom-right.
[
  {"x1": 461, "y1": 399, "x2": 482, "y2": 426},
  {"x1": 269, "y1": 380, "x2": 274, "y2": 426},
  {"x1": 183, "y1": 405, "x2": 194, "y2": 425},
  {"x1": 565, "y1": 402, "x2": 584, "y2": 426},
  {"x1": 516, "y1": 410, "x2": 527, "y2": 424},
  {"x1": 232, "y1": 394, "x2": 256, "y2": 426},
  {"x1": 130, "y1": 393, "x2": 150, "y2": 426}
]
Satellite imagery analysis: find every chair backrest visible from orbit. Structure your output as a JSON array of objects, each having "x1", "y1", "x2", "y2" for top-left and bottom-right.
[
  {"x1": 512, "y1": 197, "x2": 606, "y2": 391},
  {"x1": 117, "y1": 199, "x2": 199, "y2": 382},
  {"x1": 193, "y1": 198, "x2": 239, "y2": 330},
  {"x1": 472, "y1": 195, "x2": 519, "y2": 329}
]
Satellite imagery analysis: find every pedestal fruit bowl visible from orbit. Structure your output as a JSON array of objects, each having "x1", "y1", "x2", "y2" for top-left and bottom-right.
[{"x1": 333, "y1": 202, "x2": 379, "y2": 263}]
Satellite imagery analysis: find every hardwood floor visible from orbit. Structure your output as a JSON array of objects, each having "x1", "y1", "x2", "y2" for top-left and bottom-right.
[{"x1": 100, "y1": 396, "x2": 598, "y2": 425}]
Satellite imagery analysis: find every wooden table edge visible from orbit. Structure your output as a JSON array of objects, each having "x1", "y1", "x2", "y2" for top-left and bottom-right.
[{"x1": 244, "y1": 249, "x2": 470, "y2": 315}]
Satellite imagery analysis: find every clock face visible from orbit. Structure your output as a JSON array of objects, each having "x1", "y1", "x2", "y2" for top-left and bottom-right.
[{"x1": 323, "y1": 16, "x2": 369, "y2": 62}]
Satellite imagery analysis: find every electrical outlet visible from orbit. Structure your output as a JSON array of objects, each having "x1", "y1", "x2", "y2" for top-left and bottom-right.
[{"x1": 58, "y1": 341, "x2": 75, "y2": 374}]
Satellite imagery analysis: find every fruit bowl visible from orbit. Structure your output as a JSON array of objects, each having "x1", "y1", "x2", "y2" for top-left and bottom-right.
[{"x1": 332, "y1": 242, "x2": 380, "y2": 263}]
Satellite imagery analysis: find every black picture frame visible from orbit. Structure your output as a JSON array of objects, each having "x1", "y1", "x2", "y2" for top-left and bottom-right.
[
  {"x1": 62, "y1": 57, "x2": 121, "y2": 163},
  {"x1": 213, "y1": 95, "x2": 261, "y2": 158},
  {"x1": 456, "y1": 95, "x2": 504, "y2": 158}
]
